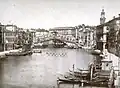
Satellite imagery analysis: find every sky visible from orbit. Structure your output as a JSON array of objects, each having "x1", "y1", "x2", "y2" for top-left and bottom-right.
[{"x1": 0, "y1": 0, "x2": 120, "y2": 29}]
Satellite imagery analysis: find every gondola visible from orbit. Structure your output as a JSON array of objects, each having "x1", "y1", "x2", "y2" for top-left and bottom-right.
[{"x1": 90, "y1": 49, "x2": 102, "y2": 55}]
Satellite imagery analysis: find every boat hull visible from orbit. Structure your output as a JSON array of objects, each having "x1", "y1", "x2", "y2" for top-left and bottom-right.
[{"x1": 5, "y1": 51, "x2": 33, "y2": 56}]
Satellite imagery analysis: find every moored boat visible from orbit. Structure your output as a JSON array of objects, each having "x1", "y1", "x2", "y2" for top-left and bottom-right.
[
  {"x1": 90, "y1": 49, "x2": 102, "y2": 55},
  {"x1": 33, "y1": 49, "x2": 42, "y2": 53},
  {"x1": 0, "y1": 55, "x2": 8, "y2": 59},
  {"x1": 57, "y1": 77, "x2": 81, "y2": 83},
  {"x1": 5, "y1": 51, "x2": 33, "y2": 56},
  {"x1": 57, "y1": 61, "x2": 114, "y2": 87}
]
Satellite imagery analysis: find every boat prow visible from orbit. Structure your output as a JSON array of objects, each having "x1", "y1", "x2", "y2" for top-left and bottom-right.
[{"x1": 90, "y1": 49, "x2": 102, "y2": 55}]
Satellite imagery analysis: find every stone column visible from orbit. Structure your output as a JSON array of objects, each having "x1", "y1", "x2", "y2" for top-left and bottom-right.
[{"x1": 75, "y1": 28, "x2": 77, "y2": 39}]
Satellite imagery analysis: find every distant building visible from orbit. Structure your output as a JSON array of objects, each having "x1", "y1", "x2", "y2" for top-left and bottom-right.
[
  {"x1": 34, "y1": 29, "x2": 49, "y2": 43},
  {"x1": 13, "y1": 28, "x2": 34, "y2": 50},
  {"x1": 14, "y1": 28, "x2": 23, "y2": 48},
  {"x1": 49, "y1": 25, "x2": 96, "y2": 47},
  {"x1": 49, "y1": 27, "x2": 76, "y2": 42},
  {"x1": 78, "y1": 24, "x2": 96, "y2": 48},
  {"x1": 29, "y1": 29, "x2": 36, "y2": 45},
  {"x1": 49, "y1": 27, "x2": 75, "y2": 35}
]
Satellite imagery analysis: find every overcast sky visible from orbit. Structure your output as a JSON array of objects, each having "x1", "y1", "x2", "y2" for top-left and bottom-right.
[{"x1": 0, "y1": 0, "x2": 120, "y2": 29}]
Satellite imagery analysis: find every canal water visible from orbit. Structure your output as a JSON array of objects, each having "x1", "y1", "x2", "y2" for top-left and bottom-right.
[{"x1": 0, "y1": 48, "x2": 95, "y2": 88}]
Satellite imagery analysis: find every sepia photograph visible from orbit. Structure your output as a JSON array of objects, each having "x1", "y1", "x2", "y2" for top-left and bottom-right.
[{"x1": 0, "y1": 0, "x2": 120, "y2": 88}]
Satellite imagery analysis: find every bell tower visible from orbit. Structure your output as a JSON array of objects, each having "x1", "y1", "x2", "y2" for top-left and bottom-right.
[{"x1": 100, "y1": 8, "x2": 106, "y2": 24}]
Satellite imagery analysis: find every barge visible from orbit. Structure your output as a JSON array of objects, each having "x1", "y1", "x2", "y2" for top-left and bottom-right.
[
  {"x1": 57, "y1": 57, "x2": 116, "y2": 88},
  {"x1": 5, "y1": 51, "x2": 33, "y2": 56}
]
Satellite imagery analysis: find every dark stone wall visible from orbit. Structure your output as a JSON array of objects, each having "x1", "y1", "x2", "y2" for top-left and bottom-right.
[
  {"x1": 96, "y1": 42, "x2": 103, "y2": 51},
  {"x1": 107, "y1": 21, "x2": 120, "y2": 57},
  {"x1": 0, "y1": 26, "x2": 4, "y2": 51},
  {"x1": 96, "y1": 26, "x2": 104, "y2": 51}
]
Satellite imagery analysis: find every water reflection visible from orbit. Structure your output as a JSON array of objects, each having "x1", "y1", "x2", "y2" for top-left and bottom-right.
[{"x1": 0, "y1": 48, "x2": 94, "y2": 88}]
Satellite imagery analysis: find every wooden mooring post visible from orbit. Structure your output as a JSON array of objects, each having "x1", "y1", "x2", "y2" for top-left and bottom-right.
[{"x1": 72, "y1": 64, "x2": 75, "y2": 88}]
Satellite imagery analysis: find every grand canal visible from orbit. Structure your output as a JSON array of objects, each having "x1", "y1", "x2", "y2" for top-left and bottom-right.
[{"x1": 0, "y1": 48, "x2": 95, "y2": 88}]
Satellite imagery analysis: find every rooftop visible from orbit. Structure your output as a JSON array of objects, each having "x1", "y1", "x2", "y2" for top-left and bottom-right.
[
  {"x1": 49, "y1": 27, "x2": 75, "y2": 31},
  {"x1": 97, "y1": 16, "x2": 120, "y2": 27}
]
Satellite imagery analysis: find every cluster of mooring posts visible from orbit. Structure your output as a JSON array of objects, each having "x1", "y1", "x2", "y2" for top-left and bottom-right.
[{"x1": 57, "y1": 52, "x2": 116, "y2": 88}]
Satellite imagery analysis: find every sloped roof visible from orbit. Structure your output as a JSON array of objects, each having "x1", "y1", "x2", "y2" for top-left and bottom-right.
[
  {"x1": 97, "y1": 16, "x2": 120, "y2": 27},
  {"x1": 36, "y1": 29, "x2": 49, "y2": 32},
  {"x1": 4, "y1": 29, "x2": 14, "y2": 32},
  {"x1": 49, "y1": 27, "x2": 75, "y2": 31}
]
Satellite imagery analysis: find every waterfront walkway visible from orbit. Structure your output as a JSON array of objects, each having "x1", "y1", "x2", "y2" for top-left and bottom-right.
[
  {"x1": 106, "y1": 51, "x2": 120, "y2": 87},
  {"x1": 0, "y1": 48, "x2": 22, "y2": 56}
]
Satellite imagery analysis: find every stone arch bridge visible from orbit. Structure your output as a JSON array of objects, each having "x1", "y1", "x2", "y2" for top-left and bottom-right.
[{"x1": 38, "y1": 35, "x2": 81, "y2": 48}]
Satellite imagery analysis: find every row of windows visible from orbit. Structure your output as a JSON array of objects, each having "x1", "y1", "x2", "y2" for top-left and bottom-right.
[
  {"x1": 6, "y1": 38, "x2": 14, "y2": 42},
  {"x1": 5, "y1": 33, "x2": 15, "y2": 36}
]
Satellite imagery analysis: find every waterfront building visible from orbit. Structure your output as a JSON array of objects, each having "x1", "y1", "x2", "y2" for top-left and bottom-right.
[
  {"x1": 96, "y1": 9, "x2": 120, "y2": 55},
  {"x1": 49, "y1": 25, "x2": 95, "y2": 48},
  {"x1": 78, "y1": 24, "x2": 96, "y2": 48},
  {"x1": 14, "y1": 28, "x2": 23, "y2": 49},
  {"x1": 4, "y1": 24, "x2": 18, "y2": 50},
  {"x1": 96, "y1": 9, "x2": 107, "y2": 51},
  {"x1": 0, "y1": 23, "x2": 5, "y2": 51},
  {"x1": 106, "y1": 15, "x2": 120, "y2": 56},
  {"x1": 29, "y1": 29, "x2": 36, "y2": 45},
  {"x1": 14, "y1": 28, "x2": 34, "y2": 50},
  {"x1": 34, "y1": 28, "x2": 49, "y2": 43},
  {"x1": 96, "y1": 9, "x2": 120, "y2": 87},
  {"x1": 0, "y1": 24, "x2": 35, "y2": 51},
  {"x1": 49, "y1": 27, "x2": 76, "y2": 42},
  {"x1": 86, "y1": 26, "x2": 96, "y2": 48}
]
